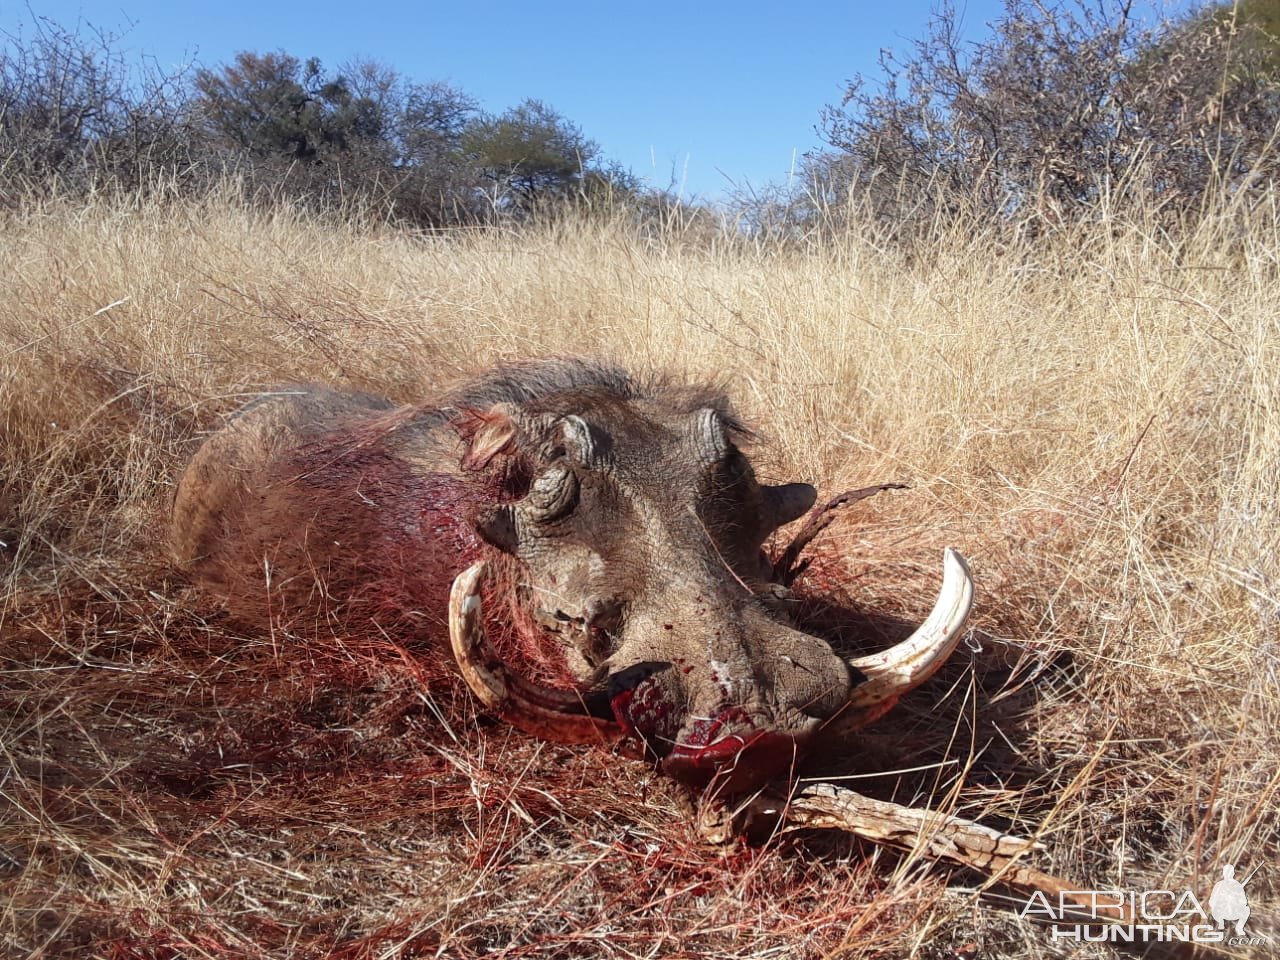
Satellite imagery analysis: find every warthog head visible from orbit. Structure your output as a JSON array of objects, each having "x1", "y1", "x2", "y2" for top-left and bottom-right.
[
  {"x1": 172, "y1": 360, "x2": 972, "y2": 795},
  {"x1": 438, "y1": 367, "x2": 973, "y2": 794}
]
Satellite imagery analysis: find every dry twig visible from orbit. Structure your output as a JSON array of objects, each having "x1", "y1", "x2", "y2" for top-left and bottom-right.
[{"x1": 771, "y1": 484, "x2": 907, "y2": 587}]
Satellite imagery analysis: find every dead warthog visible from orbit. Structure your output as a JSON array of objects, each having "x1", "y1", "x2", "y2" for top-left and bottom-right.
[{"x1": 172, "y1": 359, "x2": 972, "y2": 794}]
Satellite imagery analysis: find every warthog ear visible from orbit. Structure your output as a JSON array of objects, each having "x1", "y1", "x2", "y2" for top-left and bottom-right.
[
  {"x1": 552, "y1": 414, "x2": 600, "y2": 464},
  {"x1": 689, "y1": 408, "x2": 730, "y2": 465},
  {"x1": 761, "y1": 482, "x2": 817, "y2": 529},
  {"x1": 454, "y1": 404, "x2": 518, "y2": 470}
]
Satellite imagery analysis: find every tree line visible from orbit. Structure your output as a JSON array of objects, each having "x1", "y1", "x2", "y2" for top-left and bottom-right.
[
  {"x1": 791, "y1": 0, "x2": 1280, "y2": 235},
  {"x1": 0, "y1": 19, "x2": 641, "y2": 223},
  {"x1": 3, "y1": 2, "x2": 1278, "y2": 232}
]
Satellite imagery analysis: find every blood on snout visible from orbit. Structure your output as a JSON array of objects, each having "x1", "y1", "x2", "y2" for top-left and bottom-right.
[
  {"x1": 660, "y1": 727, "x2": 798, "y2": 798},
  {"x1": 663, "y1": 717, "x2": 801, "y2": 794},
  {"x1": 610, "y1": 677, "x2": 803, "y2": 793},
  {"x1": 609, "y1": 675, "x2": 680, "y2": 743}
]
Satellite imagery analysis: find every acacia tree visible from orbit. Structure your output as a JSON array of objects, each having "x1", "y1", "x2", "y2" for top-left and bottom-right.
[
  {"x1": 193, "y1": 52, "x2": 376, "y2": 161},
  {"x1": 192, "y1": 52, "x2": 485, "y2": 222},
  {"x1": 328, "y1": 59, "x2": 482, "y2": 223},
  {"x1": 462, "y1": 99, "x2": 600, "y2": 213}
]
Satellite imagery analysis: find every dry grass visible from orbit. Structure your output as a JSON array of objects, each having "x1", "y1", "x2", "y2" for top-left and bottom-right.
[{"x1": 2, "y1": 183, "x2": 1278, "y2": 959}]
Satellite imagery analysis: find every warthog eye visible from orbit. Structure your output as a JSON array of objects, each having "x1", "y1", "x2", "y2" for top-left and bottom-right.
[{"x1": 527, "y1": 463, "x2": 580, "y2": 522}]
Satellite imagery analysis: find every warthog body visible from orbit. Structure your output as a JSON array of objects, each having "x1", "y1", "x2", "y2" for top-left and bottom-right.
[{"x1": 173, "y1": 359, "x2": 971, "y2": 793}]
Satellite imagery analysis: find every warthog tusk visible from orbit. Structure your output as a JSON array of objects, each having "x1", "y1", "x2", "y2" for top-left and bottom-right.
[
  {"x1": 840, "y1": 548, "x2": 975, "y2": 728},
  {"x1": 449, "y1": 562, "x2": 626, "y2": 745}
]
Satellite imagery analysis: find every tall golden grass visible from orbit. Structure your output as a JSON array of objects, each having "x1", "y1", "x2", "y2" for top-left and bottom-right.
[{"x1": 2, "y1": 182, "x2": 1277, "y2": 958}]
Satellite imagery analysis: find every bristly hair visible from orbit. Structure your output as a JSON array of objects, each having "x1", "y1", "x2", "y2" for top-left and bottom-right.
[
  {"x1": 441, "y1": 358, "x2": 639, "y2": 411},
  {"x1": 435, "y1": 357, "x2": 756, "y2": 444}
]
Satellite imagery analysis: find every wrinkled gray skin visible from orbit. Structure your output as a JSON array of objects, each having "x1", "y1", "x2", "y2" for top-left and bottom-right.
[{"x1": 172, "y1": 359, "x2": 853, "y2": 793}]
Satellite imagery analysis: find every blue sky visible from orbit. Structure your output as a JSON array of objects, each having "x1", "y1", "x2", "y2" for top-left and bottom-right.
[{"x1": 1, "y1": 1, "x2": 1008, "y2": 198}]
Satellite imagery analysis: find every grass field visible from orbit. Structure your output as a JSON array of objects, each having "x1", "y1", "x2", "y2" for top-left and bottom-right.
[{"x1": 2, "y1": 185, "x2": 1278, "y2": 958}]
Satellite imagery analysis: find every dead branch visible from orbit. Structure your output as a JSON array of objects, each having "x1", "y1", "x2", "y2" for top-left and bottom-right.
[
  {"x1": 701, "y1": 780, "x2": 1136, "y2": 927},
  {"x1": 771, "y1": 483, "x2": 908, "y2": 587}
]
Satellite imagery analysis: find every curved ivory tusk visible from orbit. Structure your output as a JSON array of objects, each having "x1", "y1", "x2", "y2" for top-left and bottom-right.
[
  {"x1": 448, "y1": 562, "x2": 626, "y2": 745},
  {"x1": 840, "y1": 548, "x2": 974, "y2": 728}
]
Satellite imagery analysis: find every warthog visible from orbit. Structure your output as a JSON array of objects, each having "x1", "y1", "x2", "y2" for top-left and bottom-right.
[{"x1": 172, "y1": 359, "x2": 972, "y2": 794}]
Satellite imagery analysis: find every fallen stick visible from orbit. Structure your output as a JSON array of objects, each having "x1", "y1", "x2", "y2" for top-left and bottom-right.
[
  {"x1": 698, "y1": 782, "x2": 1254, "y2": 959},
  {"x1": 702, "y1": 781, "x2": 1132, "y2": 925},
  {"x1": 779, "y1": 782, "x2": 1097, "y2": 911}
]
